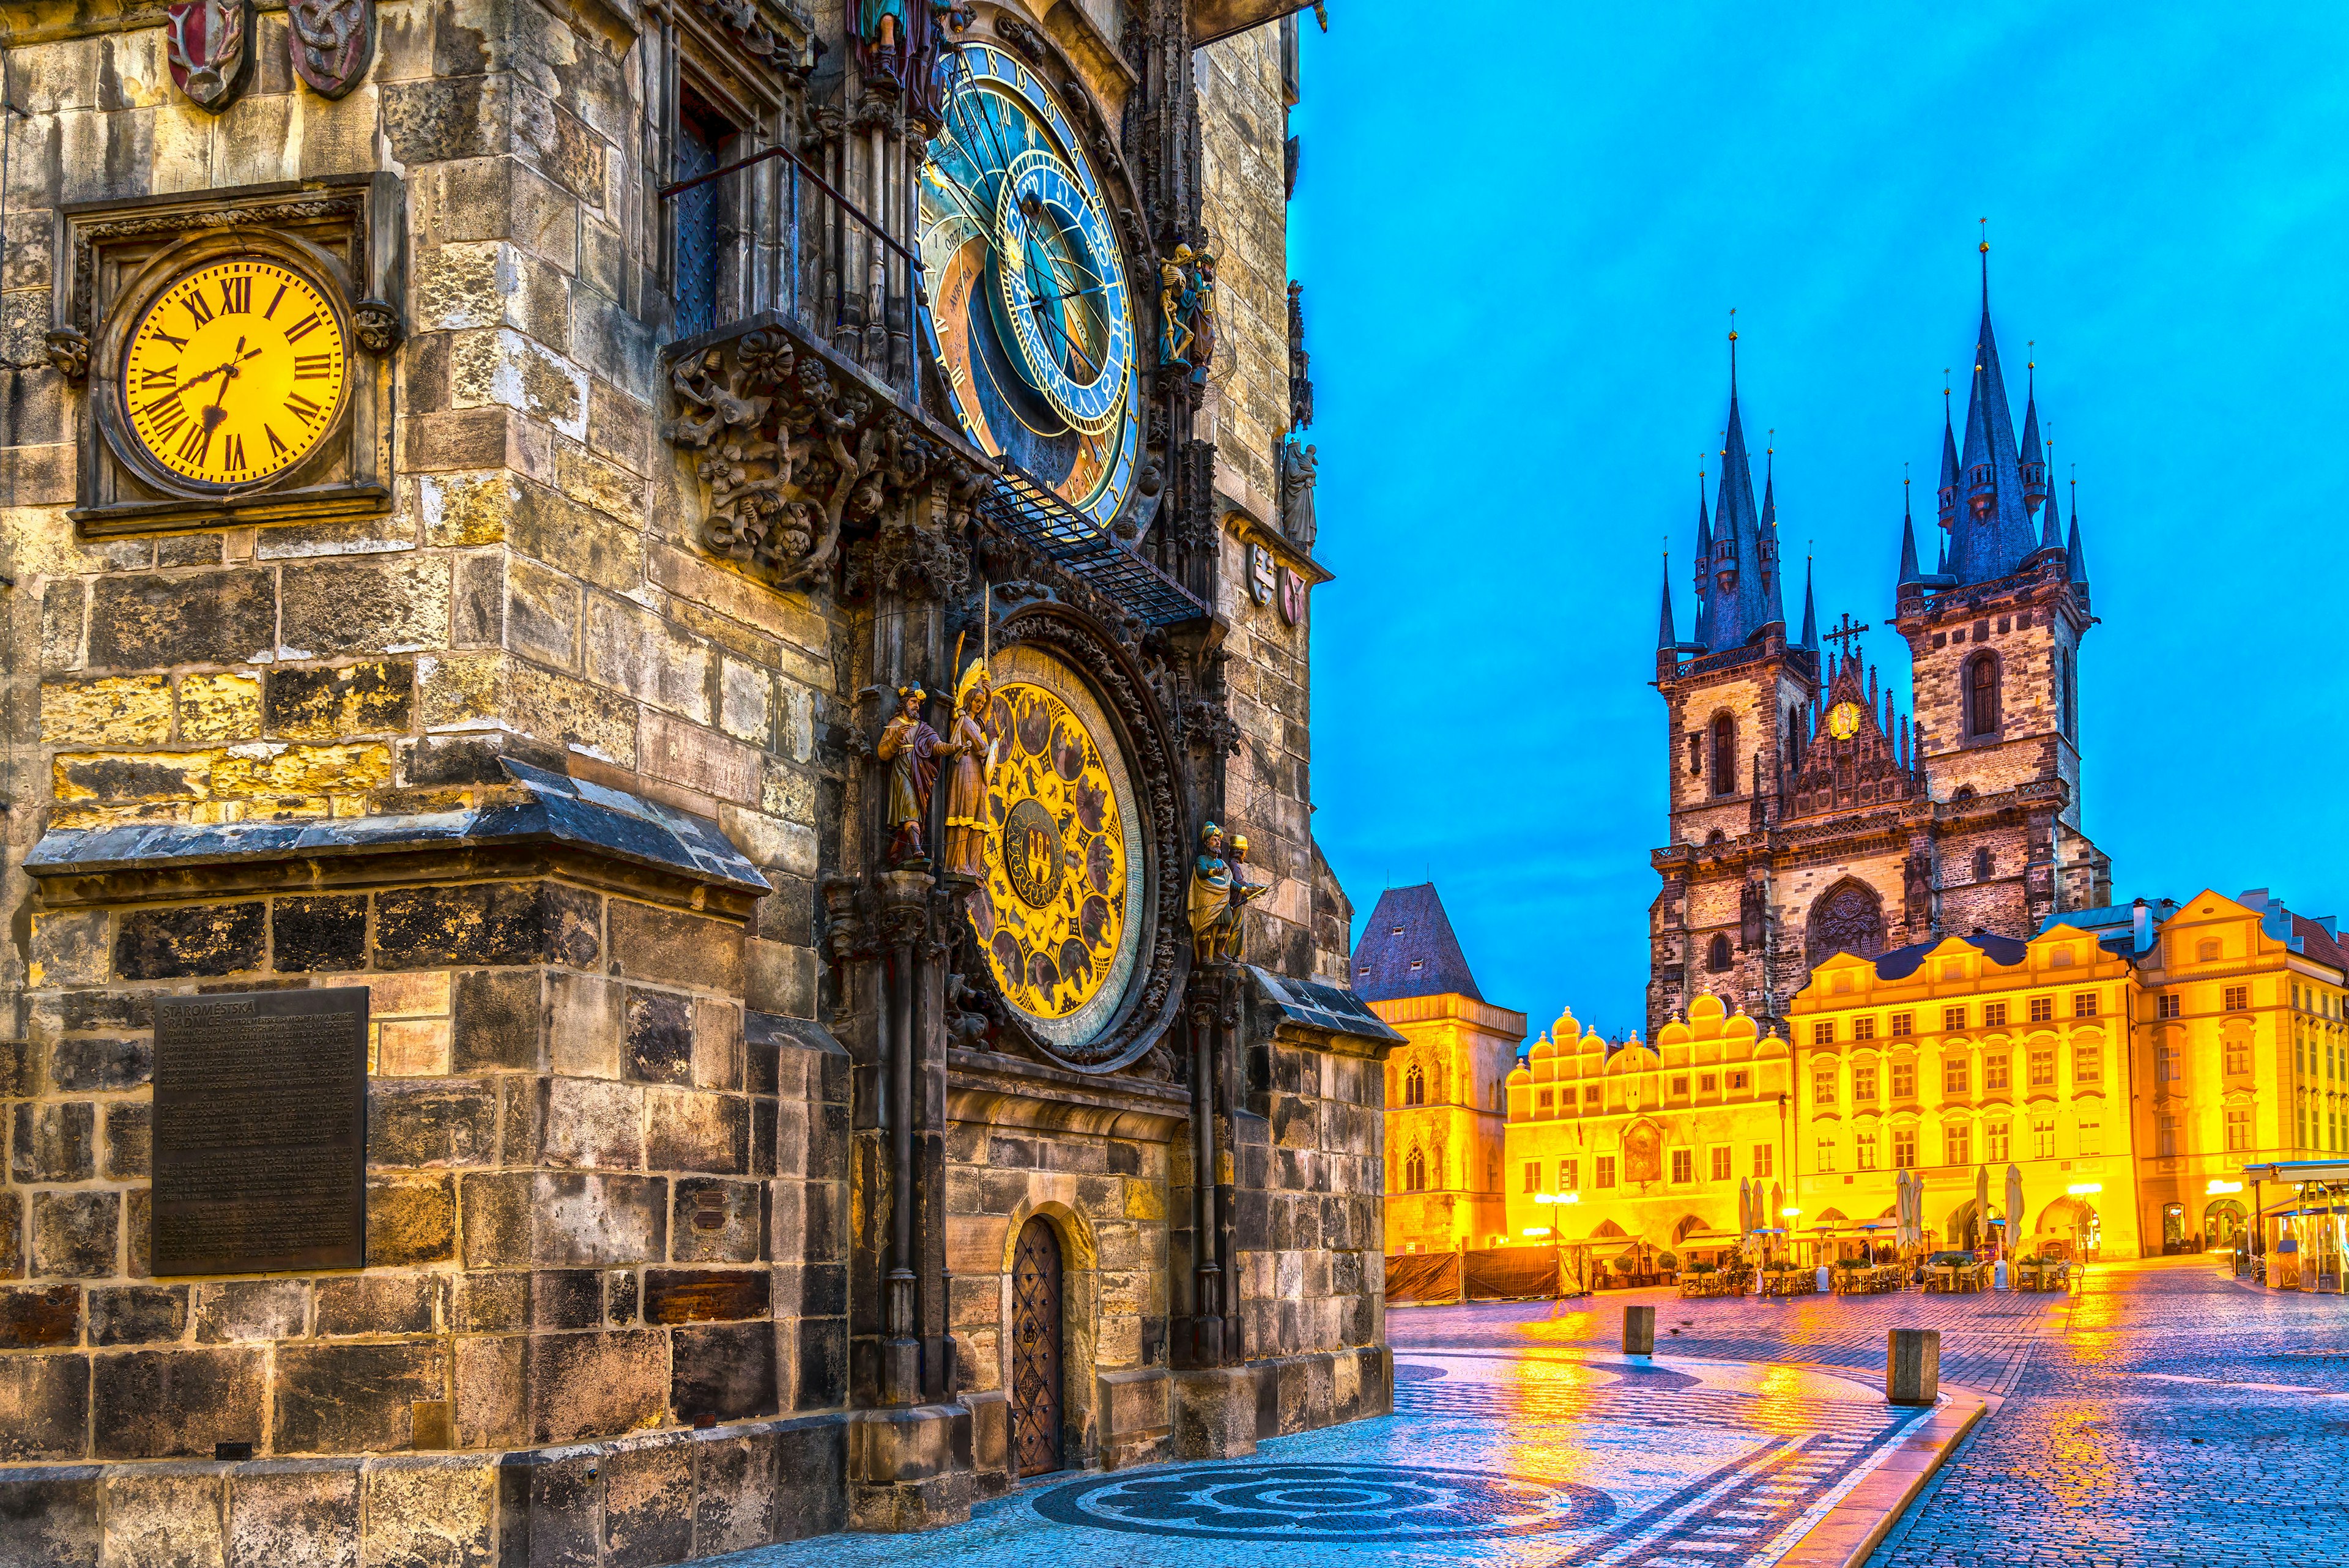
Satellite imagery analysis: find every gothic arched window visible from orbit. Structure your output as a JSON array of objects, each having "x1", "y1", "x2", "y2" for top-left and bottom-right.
[
  {"x1": 1710, "y1": 715, "x2": 1735, "y2": 796},
  {"x1": 2061, "y1": 648, "x2": 2078, "y2": 738},
  {"x1": 1404, "y1": 1148, "x2": 1427, "y2": 1192},
  {"x1": 1965, "y1": 653, "x2": 2002, "y2": 737},
  {"x1": 1707, "y1": 933, "x2": 1734, "y2": 973},
  {"x1": 1403, "y1": 1063, "x2": 1426, "y2": 1107},
  {"x1": 1806, "y1": 879, "x2": 1888, "y2": 967},
  {"x1": 1973, "y1": 847, "x2": 1994, "y2": 882}
]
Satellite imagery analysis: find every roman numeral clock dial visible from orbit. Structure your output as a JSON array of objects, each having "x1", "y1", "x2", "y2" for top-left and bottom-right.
[{"x1": 121, "y1": 259, "x2": 349, "y2": 488}]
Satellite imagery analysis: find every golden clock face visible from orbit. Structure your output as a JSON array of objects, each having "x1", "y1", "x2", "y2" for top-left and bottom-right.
[
  {"x1": 963, "y1": 647, "x2": 1145, "y2": 1052},
  {"x1": 1827, "y1": 700, "x2": 1863, "y2": 740},
  {"x1": 121, "y1": 258, "x2": 349, "y2": 488}
]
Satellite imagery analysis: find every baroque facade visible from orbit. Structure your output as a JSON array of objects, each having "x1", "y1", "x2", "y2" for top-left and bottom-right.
[
  {"x1": 1651, "y1": 263, "x2": 2110, "y2": 1039},
  {"x1": 0, "y1": 0, "x2": 1395, "y2": 1559},
  {"x1": 1352, "y1": 884, "x2": 1523, "y2": 1252}
]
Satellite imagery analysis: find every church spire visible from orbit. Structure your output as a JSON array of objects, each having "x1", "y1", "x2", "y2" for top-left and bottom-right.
[
  {"x1": 1799, "y1": 549, "x2": 1818, "y2": 650},
  {"x1": 2067, "y1": 468, "x2": 2090, "y2": 588},
  {"x1": 1935, "y1": 376, "x2": 1960, "y2": 534},
  {"x1": 1761, "y1": 443, "x2": 1787, "y2": 633},
  {"x1": 2037, "y1": 436, "x2": 2064, "y2": 553},
  {"x1": 1691, "y1": 468, "x2": 1712, "y2": 647},
  {"x1": 1658, "y1": 553, "x2": 1678, "y2": 653},
  {"x1": 2018, "y1": 345, "x2": 2049, "y2": 517},
  {"x1": 1705, "y1": 316, "x2": 1772, "y2": 651},
  {"x1": 1896, "y1": 470, "x2": 1923, "y2": 592},
  {"x1": 1951, "y1": 228, "x2": 2037, "y2": 583}
]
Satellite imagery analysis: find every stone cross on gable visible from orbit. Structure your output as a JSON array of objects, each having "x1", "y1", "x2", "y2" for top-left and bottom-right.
[{"x1": 1822, "y1": 612, "x2": 1871, "y2": 661}]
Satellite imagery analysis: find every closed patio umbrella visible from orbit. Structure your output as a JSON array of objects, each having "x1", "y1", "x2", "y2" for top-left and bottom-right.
[
  {"x1": 2006, "y1": 1164, "x2": 2026, "y2": 1255},
  {"x1": 1974, "y1": 1164, "x2": 1991, "y2": 1251},
  {"x1": 1893, "y1": 1170, "x2": 1910, "y2": 1249},
  {"x1": 1739, "y1": 1177, "x2": 1753, "y2": 1239}
]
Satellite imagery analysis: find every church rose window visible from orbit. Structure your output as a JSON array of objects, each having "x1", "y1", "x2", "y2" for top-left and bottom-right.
[{"x1": 1805, "y1": 880, "x2": 1887, "y2": 966}]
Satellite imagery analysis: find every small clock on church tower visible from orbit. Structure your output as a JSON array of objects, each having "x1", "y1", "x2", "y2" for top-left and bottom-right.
[{"x1": 1826, "y1": 700, "x2": 1863, "y2": 740}]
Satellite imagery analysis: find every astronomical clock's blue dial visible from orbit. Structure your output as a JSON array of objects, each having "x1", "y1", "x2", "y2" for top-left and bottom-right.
[{"x1": 920, "y1": 43, "x2": 1139, "y2": 531}]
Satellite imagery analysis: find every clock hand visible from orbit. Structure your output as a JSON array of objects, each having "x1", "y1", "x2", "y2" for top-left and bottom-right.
[{"x1": 201, "y1": 337, "x2": 248, "y2": 429}]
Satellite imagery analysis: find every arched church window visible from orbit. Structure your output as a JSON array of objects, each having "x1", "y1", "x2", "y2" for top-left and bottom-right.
[
  {"x1": 2061, "y1": 649, "x2": 2078, "y2": 738},
  {"x1": 1806, "y1": 879, "x2": 1888, "y2": 967},
  {"x1": 1707, "y1": 933, "x2": 1734, "y2": 973},
  {"x1": 1973, "y1": 847, "x2": 1994, "y2": 882},
  {"x1": 1710, "y1": 716, "x2": 1735, "y2": 795},
  {"x1": 1403, "y1": 1063, "x2": 1426, "y2": 1107},
  {"x1": 1405, "y1": 1148, "x2": 1427, "y2": 1192},
  {"x1": 1965, "y1": 653, "x2": 2002, "y2": 737},
  {"x1": 1953, "y1": 785, "x2": 1976, "y2": 803}
]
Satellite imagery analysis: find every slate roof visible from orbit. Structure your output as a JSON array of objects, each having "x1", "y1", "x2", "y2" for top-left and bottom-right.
[
  {"x1": 1867, "y1": 931, "x2": 2030, "y2": 981},
  {"x1": 24, "y1": 759, "x2": 771, "y2": 894},
  {"x1": 1247, "y1": 967, "x2": 1406, "y2": 1047},
  {"x1": 1349, "y1": 883, "x2": 1483, "y2": 1003}
]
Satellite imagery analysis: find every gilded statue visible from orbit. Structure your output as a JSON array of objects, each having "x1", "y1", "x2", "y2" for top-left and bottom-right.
[
  {"x1": 1159, "y1": 245, "x2": 1197, "y2": 370},
  {"x1": 940, "y1": 658, "x2": 998, "y2": 880},
  {"x1": 877, "y1": 681, "x2": 960, "y2": 868},
  {"x1": 1187, "y1": 822, "x2": 1264, "y2": 965}
]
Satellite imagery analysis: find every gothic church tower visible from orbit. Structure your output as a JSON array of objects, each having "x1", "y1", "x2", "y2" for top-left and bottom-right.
[{"x1": 1649, "y1": 260, "x2": 2112, "y2": 1039}]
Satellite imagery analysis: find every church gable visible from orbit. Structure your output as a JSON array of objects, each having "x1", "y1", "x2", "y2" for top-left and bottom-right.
[{"x1": 1786, "y1": 653, "x2": 1919, "y2": 820}]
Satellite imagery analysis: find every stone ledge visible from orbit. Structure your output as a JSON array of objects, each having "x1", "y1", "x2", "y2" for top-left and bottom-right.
[{"x1": 0, "y1": 1413, "x2": 849, "y2": 1568}]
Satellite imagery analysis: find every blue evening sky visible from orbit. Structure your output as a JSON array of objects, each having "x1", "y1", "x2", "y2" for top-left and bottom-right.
[{"x1": 1285, "y1": 4, "x2": 2349, "y2": 1039}]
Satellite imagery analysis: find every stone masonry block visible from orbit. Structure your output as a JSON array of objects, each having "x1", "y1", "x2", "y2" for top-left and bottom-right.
[
  {"x1": 32, "y1": 1191, "x2": 118, "y2": 1279},
  {"x1": 359, "y1": 1455, "x2": 497, "y2": 1568},
  {"x1": 102, "y1": 1468, "x2": 227, "y2": 1567},
  {"x1": 525, "y1": 1329, "x2": 667, "y2": 1446},
  {"x1": 86, "y1": 570, "x2": 275, "y2": 669},
  {"x1": 276, "y1": 1340, "x2": 449, "y2": 1453},
  {"x1": 92, "y1": 1347, "x2": 264, "y2": 1459},
  {"x1": 225, "y1": 1458, "x2": 361, "y2": 1568},
  {"x1": 459, "y1": 1172, "x2": 667, "y2": 1269},
  {"x1": 0, "y1": 1463, "x2": 103, "y2": 1562},
  {"x1": 452, "y1": 968, "x2": 543, "y2": 1071},
  {"x1": 114, "y1": 902, "x2": 267, "y2": 980},
  {"x1": 12, "y1": 1101, "x2": 94, "y2": 1183}
]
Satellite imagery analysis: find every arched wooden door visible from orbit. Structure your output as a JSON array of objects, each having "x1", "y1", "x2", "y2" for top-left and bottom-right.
[{"x1": 1009, "y1": 1216, "x2": 1064, "y2": 1477}]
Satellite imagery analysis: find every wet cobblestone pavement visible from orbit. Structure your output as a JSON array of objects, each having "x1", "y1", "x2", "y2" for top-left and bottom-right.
[{"x1": 721, "y1": 1257, "x2": 2345, "y2": 1567}]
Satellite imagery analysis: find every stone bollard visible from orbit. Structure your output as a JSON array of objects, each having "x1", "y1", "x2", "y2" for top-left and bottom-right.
[
  {"x1": 1885, "y1": 1328, "x2": 1940, "y2": 1406},
  {"x1": 1624, "y1": 1304, "x2": 1655, "y2": 1358}
]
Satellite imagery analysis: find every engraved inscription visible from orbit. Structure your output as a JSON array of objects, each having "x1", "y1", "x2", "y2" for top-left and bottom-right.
[{"x1": 153, "y1": 988, "x2": 369, "y2": 1276}]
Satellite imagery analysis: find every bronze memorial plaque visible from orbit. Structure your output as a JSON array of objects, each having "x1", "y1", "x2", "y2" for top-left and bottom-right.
[{"x1": 152, "y1": 987, "x2": 369, "y2": 1276}]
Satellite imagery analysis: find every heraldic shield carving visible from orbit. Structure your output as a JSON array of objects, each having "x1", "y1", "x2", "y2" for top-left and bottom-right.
[
  {"x1": 163, "y1": 0, "x2": 254, "y2": 113},
  {"x1": 288, "y1": 0, "x2": 377, "y2": 98}
]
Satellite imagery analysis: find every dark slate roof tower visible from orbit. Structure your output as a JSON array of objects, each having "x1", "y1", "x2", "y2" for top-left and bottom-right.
[
  {"x1": 1699, "y1": 334, "x2": 1783, "y2": 651},
  {"x1": 1351, "y1": 884, "x2": 1485, "y2": 1003}
]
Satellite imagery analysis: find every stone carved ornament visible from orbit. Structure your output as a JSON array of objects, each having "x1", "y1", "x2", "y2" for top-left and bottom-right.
[
  {"x1": 164, "y1": 0, "x2": 255, "y2": 113},
  {"x1": 287, "y1": 0, "x2": 375, "y2": 98},
  {"x1": 669, "y1": 329, "x2": 966, "y2": 593}
]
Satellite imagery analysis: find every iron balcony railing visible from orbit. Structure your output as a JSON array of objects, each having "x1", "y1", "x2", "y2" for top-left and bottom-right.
[
  {"x1": 977, "y1": 463, "x2": 1207, "y2": 626},
  {"x1": 658, "y1": 138, "x2": 922, "y2": 404}
]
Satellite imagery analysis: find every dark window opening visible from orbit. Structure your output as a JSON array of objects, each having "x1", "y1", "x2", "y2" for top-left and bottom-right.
[
  {"x1": 1707, "y1": 933, "x2": 1733, "y2": 973},
  {"x1": 1973, "y1": 847, "x2": 1993, "y2": 882},
  {"x1": 1711, "y1": 716, "x2": 1735, "y2": 796},
  {"x1": 671, "y1": 90, "x2": 737, "y2": 343},
  {"x1": 1965, "y1": 653, "x2": 2002, "y2": 737}
]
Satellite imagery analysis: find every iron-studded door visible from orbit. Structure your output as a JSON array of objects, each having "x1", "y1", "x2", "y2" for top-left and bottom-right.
[{"x1": 1011, "y1": 1215, "x2": 1064, "y2": 1477}]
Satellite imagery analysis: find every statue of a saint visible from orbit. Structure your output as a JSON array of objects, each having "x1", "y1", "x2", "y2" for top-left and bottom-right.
[
  {"x1": 1278, "y1": 436, "x2": 1318, "y2": 550},
  {"x1": 1186, "y1": 822, "x2": 1264, "y2": 964},
  {"x1": 1159, "y1": 245, "x2": 1197, "y2": 369},
  {"x1": 1185, "y1": 250, "x2": 1219, "y2": 384},
  {"x1": 877, "y1": 681, "x2": 959, "y2": 867},
  {"x1": 939, "y1": 659, "x2": 997, "y2": 880}
]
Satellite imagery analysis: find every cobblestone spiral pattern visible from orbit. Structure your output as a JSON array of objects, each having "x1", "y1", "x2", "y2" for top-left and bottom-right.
[{"x1": 1032, "y1": 1462, "x2": 1614, "y2": 1541}]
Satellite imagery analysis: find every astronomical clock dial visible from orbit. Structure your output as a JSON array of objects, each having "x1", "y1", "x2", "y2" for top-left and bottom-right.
[
  {"x1": 964, "y1": 647, "x2": 1145, "y2": 1057},
  {"x1": 1827, "y1": 700, "x2": 1863, "y2": 740},
  {"x1": 121, "y1": 258, "x2": 349, "y2": 489},
  {"x1": 919, "y1": 43, "x2": 1140, "y2": 532}
]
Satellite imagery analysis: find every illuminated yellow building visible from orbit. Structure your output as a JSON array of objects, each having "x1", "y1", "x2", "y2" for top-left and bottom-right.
[
  {"x1": 1488, "y1": 888, "x2": 2348, "y2": 1263},
  {"x1": 1353, "y1": 885, "x2": 1524, "y2": 1251},
  {"x1": 1502, "y1": 997, "x2": 1789, "y2": 1253}
]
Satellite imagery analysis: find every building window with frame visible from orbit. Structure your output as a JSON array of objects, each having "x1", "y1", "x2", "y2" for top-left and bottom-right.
[
  {"x1": 1965, "y1": 652, "x2": 2002, "y2": 735},
  {"x1": 2074, "y1": 1044, "x2": 2101, "y2": 1083},
  {"x1": 2074, "y1": 992, "x2": 2099, "y2": 1018},
  {"x1": 669, "y1": 87, "x2": 741, "y2": 344},
  {"x1": 1711, "y1": 715, "x2": 1736, "y2": 797},
  {"x1": 1537, "y1": 1089, "x2": 1554, "y2": 1112},
  {"x1": 1854, "y1": 1016, "x2": 1877, "y2": 1041},
  {"x1": 1523, "y1": 1161, "x2": 1540, "y2": 1194},
  {"x1": 1857, "y1": 1131, "x2": 1879, "y2": 1169},
  {"x1": 2225, "y1": 1107, "x2": 2251, "y2": 1151},
  {"x1": 2224, "y1": 1037, "x2": 2251, "y2": 1075},
  {"x1": 1814, "y1": 1067, "x2": 1837, "y2": 1104},
  {"x1": 1671, "y1": 1075, "x2": 1690, "y2": 1095},
  {"x1": 1854, "y1": 1063, "x2": 1879, "y2": 1101},
  {"x1": 2077, "y1": 1119, "x2": 2101, "y2": 1156},
  {"x1": 2028, "y1": 1047, "x2": 2056, "y2": 1088},
  {"x1": 2155, "y1": 1115, "x2": 2178, "y2": 1158},
  {"x1": 1944, "y1": 1057, "x2": 1970, "y2": 1094},
  {"x1": 1584, "y1": 1084, "x2": 1602, "y2": 1104},
  {"x1": 2029, "y1": 995, "x2": 2054, "y2": 1024},
  {"x1": 1890, "y1": 1011, "x2": 1915, "y2": 1038},
  {"x1": 1687, "y1": 732, "x2": 1703, "y2": 776},
  {"x1": 1974, "y1": 847, "x2": 1994, "y2": 882},
  {"x1": 1710, "y1": 1146, "x2": 1732, "y2": 1180},
  {"x1": 2224, "y1": 984, "x2": 2249, "y2": 1011},
  {"x1": 1985, "y1": 1052, "x2": 2009, "y2": 1091},
  {"x1": 1987, "y1": 1121, "x2": 2011, "y2": 1162},
  {"x1": 1945, "y1": 1122, "x2": 1972, "y2": 1166},
  {"x1": 1729, "y1": 1071, "x2": 1749, "y2": 1091},
  {"x1": 1708, "y1": 932, "x2": 1734, "y2": 972},
  {"x1": 1700, "y1": 1073, "x2": 1718, "y2": 1092},
  {"x1": 1559, "y1": 1159, "x2": 1579, "y2": 1191},
  {"x1": 2155, "y1": 1042, "x2": 2180, "y2": 1084},
  {"x1": 1943, "y1": 1005, "x2": 1967, "y2": 1031},
  {"x1": 1672, "y1": 1148, "x2": 1694, "y2": 1183},
  {"x1": 1983, "y1": 1001, "x2": 2008, "y2": 1028},
  {"x1": 1752, "y1": 1143, "x2": 1774, "y2": 1178},
  {"x1": 1817, "y1": 1137, "x2": 1837, "y2": 1173},
  {"x1": 2159, "y1": 994, "x2": 2181, "y2": 1020},
  {"x1": 1404, "y1": 1064, "x2": 1426, "y2": 1105},
  {"x1": 1813, "y1": 1020, "x2": 1835, "y2": 1045},
  {"x1": 1596, "y1": 1155, "x2": 1617, "y2": 1189},
  {"x1": 1891, "y1": 1061, "x2": 1917, "y2": 1099},
  {"x1": 1892, "y1": 1129, "x2": 1917, "y2": 1169},
  {"x1": 1405, "y1": 1148, "x2": 1427, "y2": 1192},
  {"x1": 2034, "y1": 1117, "x2": 2058, "y2": 1159}
]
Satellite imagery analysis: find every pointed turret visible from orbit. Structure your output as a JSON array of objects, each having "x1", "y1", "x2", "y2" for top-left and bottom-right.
[
  {"x1": 1704, "y1": 333, "x2": 1772, "y2": 651},
  {"x1": 1658, "y1": 558, "x2": 1678, "y2": 653},
  {"x1": 1691, "y1": 476, "x2": 1713, "y2": 647},
  {"x1": 1760, "y1": 453, "x2": 1787, "y2": 633},
  {"x1": 2066, "y1": 478, "x2": 2089, "y2": 588},
  {"x1": 1951, "y1": 244, "x2": 2038, "y2": 583},
  {"x1": 2018, "y1": 355, "x2": 2049, "y2": 516},
  {"x1": 1799, "y1": 554, "x2": 1817, "y2": 650},
  {"x1": 2037, "y1": 444, "x2": 2064, "y2": 554},
  {"x1": 1935, "y1": 393, "x2": 1960, "y2": 533}
]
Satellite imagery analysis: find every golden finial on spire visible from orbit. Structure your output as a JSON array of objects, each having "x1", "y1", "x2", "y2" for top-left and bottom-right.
[{"x1": 1979, "y1": 216, "x2": 1989, "y2": 255}]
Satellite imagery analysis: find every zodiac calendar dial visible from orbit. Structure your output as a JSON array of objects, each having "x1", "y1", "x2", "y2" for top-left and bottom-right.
[
  {"x1": 121, "y1": 257, "x2": 350, "y2": 489},
  {"x1": 919, "y1": 43, "x2": 1140, "y2": 532},
  {"x1": 965, "y1": 647, "x2": 1146, "y2": 1053}
]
